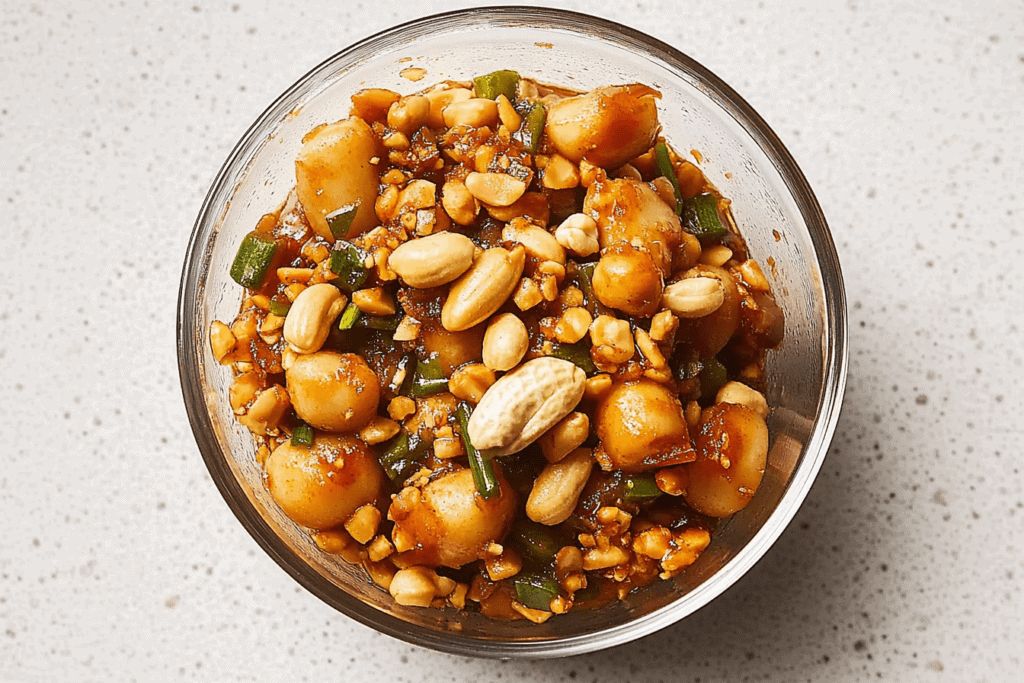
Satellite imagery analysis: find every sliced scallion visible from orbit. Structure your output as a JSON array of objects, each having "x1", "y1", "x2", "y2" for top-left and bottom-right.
[
  {"x1": 522, "y1": 103, "x2": 546, "y2": 155},
  {"x1": 654, "y1": 142, "x2": 684, "y2": 216},
  {"x1": 328, "y1": 239, "x2": 371, "y2": 291},
  {"x1": 547, "y1": 341, "x2": 597, "y2": 375},
  {"x1": 513, "y1": 573, "x2": 559, "y2": 612},
  {"x1": 456, "y1": 402, "x2": 499, "y2": 499},
  {"x1": 682, "y1": 194, "x2": 728, "y2": 245},
  {"x1": 622, "y1": 473, "x2": 662, "y2": 504},
  {"x1": 473, "y1": 69, "x2": 520, "y2": 101},
  {"x1": 229, "y1": 232, "x2": 277, "y2": 289},
  {"x1": 325, "y1": 202, "x2": 360, "y2": 241},
  {"x1": 408, "y1": 356, "x2": 448, "y2": 398},
  {"x1": 699, "y1": 357, "x2": 728, "y2": 402}
]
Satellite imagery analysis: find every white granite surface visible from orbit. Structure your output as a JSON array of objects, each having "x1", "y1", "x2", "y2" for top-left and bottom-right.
[{"x1": 2, "y1": 0, "x2": 1022, "y2": 680}]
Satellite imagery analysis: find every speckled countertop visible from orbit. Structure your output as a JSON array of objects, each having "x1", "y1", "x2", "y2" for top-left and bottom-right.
[{"x1": 2, "y1": 0, "x2": 1022, "y2": 680}]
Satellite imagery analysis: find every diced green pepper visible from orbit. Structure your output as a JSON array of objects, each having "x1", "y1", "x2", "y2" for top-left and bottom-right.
[
  {"x1": 325, "y1": 203, "x2": 360, "y2": 241},
  {"x1": 337, "y1": 302, "x2": 362, "y2": 331},
  {"x1": 547, "y1": 341, "x2": 597, "y2": 375},
  {"x1": 682, "y1": 194, "x2": 727, "y2": 245},
  {"x1": 290, "y1": 421, "x2": 314, "y2": 447},
  {"x1": 699, "y1": 356, "x2": 728, "y2": 402},
  {"x1": 353, "y1": 312, "x2": 403, "y2": 332},
  {"x1": 622, "y1": 473, "x2": 662, "y2": 503},
  {"x1": 576, "y1": 262, "x2": 601, "y2": 316},
  {"x1": 328, "y1": 239, "x2": 371, "y2": 291},
  {"x1": 269, "y1": 299, "x2": 291, "y2": 317},
  {"x1": 473, "y1": 69, "x2": 520, "y2": 101},
  {"x1": 229, "y1": 232, "x2": 277, "y2": 288},
  {"x1": 511, "y1": 521, "x2": 561, "y2": 566},
  {"x1": 522, "y1": 103, "x2": 546, "y2": 155},
  {"x1": 654, "y1": 142, "x2": 684, "y2": 216},
  {"x1": 408, "y1": 357, "x2": 448, "y2": 398},
  {"x1": 513, "y1": 573, "x2": 559, "y2": 612},
  {"x1": 456, "y1": 402, "x2": 500, "y2": 499}
]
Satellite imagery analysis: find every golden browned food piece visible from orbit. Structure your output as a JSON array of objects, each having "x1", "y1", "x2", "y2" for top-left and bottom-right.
[
  {"x1": 591, "y1": 243, "x2": 663, "y2": 317},
  {"x1": 295, "y1": 117, "x2": 382, "y2": 241},
  {"x1": 545, "y1": 85, "x2": 661, "y2": 169},
  {"x1": 583, "y1": 176, "x2": 682, "y2": 275},
  {"x1": 389, "y1": 468, "x2": 517, "y2": 568},
  {"x1": 593, "y1": 378, "x2": 696, "y2": 472},
  {"x1": 672, "y1": 265, "x2": 741, "y2": 358},
  {"x1": 265, "y1": 434, "x2": 384, "y2": 530},
  {"x1": 285, "y1": 351, "x2": 381, "y2": 432},
  {"x1": 685, "y1": 403, "x2": 768, "y2": 517}
]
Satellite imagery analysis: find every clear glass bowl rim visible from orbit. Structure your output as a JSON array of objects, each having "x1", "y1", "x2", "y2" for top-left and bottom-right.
[{"x1": 177, "y1": 5, "x2": 848, "y2": 659}]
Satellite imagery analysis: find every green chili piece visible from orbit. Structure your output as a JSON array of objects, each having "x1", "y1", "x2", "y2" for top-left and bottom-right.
[
  {"x1": 513, "y1": 573, "x2": 559, "y2": 612},
  {"x1": 409, "y1": 357, "x2": 449, "y2": 398},
  {"x1": 523, "y1": 103, "x2": 547, "y2": 155},
  {"x1": 269, "y1": 299, "x2": 291, "y2": 317},
  {"x1": 353, "y1": 312, "x2": 403, "y2": 332},
  {"x1": 511, "y1": 521, "x2": 561, "y2": 566},
  {"x1": 328, "y1": 239, "x2": 371, "y2": 291},
  {"x1": 456, "y1": 402, "x2": 499, "y2": 499},
  {"x1": 473, "y1": 69, "x2": 520, "y2": 101},
  {"x1": 229, "y1": 232, "x2": 278, "y2": 288},
  {"x1": 576, "y1": 261, "x2": 601, "y2": 316},
  {"x1": 325, "y1": 203, "x2": 360, "y2": 241},
  {"x1": 682, "y1": 194, "x2": 728, "y2": 245},
  {"x1": 622, "y1": 473, "x2": 662, "y2": 503},
  {"x1": 654, "y1": 142, "x2": 684, "y2": 216},
  {"x1": 290, "y1": 421, "x2": 314, "y2": 447},
  {"x1": 337, "y1": 302, "x2": 362, "y2": 331},
  {"x1": 699, "y1": 357, "x2": 728, "y2": 401},
  {"x1": 547, "y1": 341, "x2": 597, "y2": 375}
]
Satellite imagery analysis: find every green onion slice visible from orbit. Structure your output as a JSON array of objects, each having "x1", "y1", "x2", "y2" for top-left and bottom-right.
[
  {"x1": 654, "y1": 142, "x2": 684, "y2": 216},
  {"x1": 522, "y1": 103, "x2": 546, "y2": 155},
  {"x1": 229, "y1": 232, "x2": 277, "y2": 289},
  {"x1": 408, "y1": 356, "x2": 448, "y2": 398},
  {"x1": 682, "y1": 194, "x2": 728, "y2": 245},
  {"x1": 456, "y1": 402, "x2": 500, "y2": 499},
  {"x1": 473, "y1": 69, "x2": 520, "y2": 101},
  {"x1": 269, "y1": 300, "x2": 291, "y2": 317},
  {"x1": 325, "y1": 202, "x2": 360, "y2": 241},
  {"x1": 337, "y1": 302, "x2": 362, "y2": 331},
  {"x1": 328, "y1": 239, "x2": 371, "y2": 291},
  {"x1": 622, "y1": 473, "x2": 662, "y2": 503},
  {"x1": 290, "y1": 421, "x2": 314, "y2": 447},
  {"x1": 513, "y1": 573, "x2": 559, "y2": 612},
  {"x1": 378, "y1": 430, "x2": 430, "y2": 483},
  {"x1": 547, "y1": 341, "x2": 597, "y2": 375},
  {"x1": 510, "y1": 521, "x2": 561, "y2": 566}
]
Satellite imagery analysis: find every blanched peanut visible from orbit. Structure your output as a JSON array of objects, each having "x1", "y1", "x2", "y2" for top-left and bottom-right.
[
  {"x1": 685, "y1": 403, "x2": 769, "y2": 517},
  {"x1": 441, "y1": 246, "x2": 525, "y2": 332},
  {"x1": 735, "y1": 259, "x2": 770, "y2": 292},
  {"x1": 661, "y1": 277, "x2": 724, "y2": 318},
  {"x1": 582, "y1": 545, "x2": 630, "y2": 571},
  {"x1": 482, "y1": 313, "x2": 529, "y2": 372},
  {"x1": 495, "y1": 94, "x2": 522, "y2": 131},
  {"x1": 541, "y1": 154, "x2": 580, "y2": 190},
  {"x1": 367, "y1": 534, "x2": 395, "y2": 562},
  {"x1": 441, "y1": 179, "x2": 479, "y2": 226},
  {"x1": 265, "y1": 434, "x2": 384, "y2": 530},
  {"x1": 344, "y1": 504, "x2": 382, "y2": 544},
  {"x1": 389, "y1": 566, "x2": 442, "y2": 607},
  {"x1": 448, "y1": 363, "x2": 496, "y2": 404},
  {"x1": 283, "y1": 283, "x2": 347, "y2": 354},
  {"x1": 513, "y1": 276, "x2": 544, "y2": 311},
  {"x1": 545, "y1": 84, "x2": 661, "y2": 169},
  {"x1": 554, "y1": 307, "x2": 592, "y2": 344},
  {"x1": 539, "y1": 411, "x2": 590, "y2": 463},
  {"x1": 286, "y1": 351, "x2": 381, "y2": 432},
  {"x1": 209, "y1": 320, "x2": 236, "y2": 363},
  {"x1": 388, "y1": 231, "x2": 476, "y2": 288},
  {"x1": 358, "y1": 416, "x2": 401, "y2": 446},
  {"x1": 648, "y1": 309, "x2": 678, "y2": 342},
  {"x1": 464, "y1": 172, "x2": 527, "y2": 207},
  {"x1": 295, "y1": 117, "x2": 381, "y2": 241},
  {"x1": 635, "y1": 328, "x2": 667, "y2": 369},
  {"x1": 388, "y1": 468, "x2": 516, "y2": 567},
  {"x1": 554, "y1": 213, "x2": 600, "y2": 257},
  {"x1": 387, "y1": 95, "x2": 430, "y2": 135},
  {"x1": 716, "y1": 381, "x2": 770, "y2": 419},
  {"x1": 388, "y1": 396, "x2": 416, "y2": 421},
  {"x1": 589, "y1": 315, "x2": 634, "y2": 364},
  {"x1": 699, "y1": 244, "x2": 733, "y2": 267},
  {"x1": 442, "y1": 98, "x2": 499, "y2": 129},
  {"x1": 485, "y1": 545, "x2": 523, "y2": 581},
  {"x1": 502, "y1": 218, "x2": 565, "y2": 264},
  {"x1": 583, "y1": 373, "x2": 613, "y2": 401},
  {"x1": 238, "y1": 385, "x2": 290, "y2": 436},
  {"x1": 396, "y1": 179, "x2": 436, "y2": 213},
  {"x1": 432, "y1": 425, "x2": 464, "y2": 459},
  {"x1": 592, "y1": 244, "x2": 663, "y2": 317},
  {"x1": 229, "y1": 372, "x2": 261, "y2": 413},
  {"x1": 425, "y1": 87, "x2": 472, "y2": 128},
  {"x1": 526, "y1": 448, "x2": 594, "y2": 525},
  {"x1": 392, "y1": 316, "x2": 421, "y2": 342},
  {"x1": 594, "y1": 378, "x2": 695, "y2": 472}
]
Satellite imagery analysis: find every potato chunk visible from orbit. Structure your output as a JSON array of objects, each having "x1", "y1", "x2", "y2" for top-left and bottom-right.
[
  {"x1": 295, "y1": 117, "x2": 381, "y2": 241},
  {"x1": 265, "y1": 435, "x2": 384, "y2": 530}
]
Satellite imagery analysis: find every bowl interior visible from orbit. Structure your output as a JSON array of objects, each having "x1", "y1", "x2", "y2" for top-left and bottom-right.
[{"x1": 178, "y1": 7, "x2": 846, "y2": 658}]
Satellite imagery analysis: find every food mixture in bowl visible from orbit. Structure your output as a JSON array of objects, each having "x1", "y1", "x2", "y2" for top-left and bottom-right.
[{"x1": 208, "y1": 70, "x2": 785, "y2": 623}]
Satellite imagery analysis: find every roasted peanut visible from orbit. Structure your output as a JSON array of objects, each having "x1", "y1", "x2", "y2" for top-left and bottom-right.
[
  {"x1": 589, "y1": 315, "x2": 634, "y2": 364},
  {"x1": 282, "y1": 283, "x2": 347, "y2": 354},
  {"x1": 715, "y1": 381, "x2": 770, "y2": 419},
  {"x1": 502, "y1": 218, "x2": 566, "y2": 264},
  {"x1": 425, "y1": 87, "x2": 472, "y2": 128},
  {"x1": 387, "y1": 95, "x2": 430, "y2": 135},
  {"x1": 209, "y1": 320, "x2": 236, "y2": 363},
  {"x1": 388, "y1": 231, "x2": 476, "y2": 288},
  {"x1": 539, "y1": 411, "x2": 590, "y2": 463},
  {"x1": 554, "y1": 307, "x2": 593, "y2": 344},
  {"x1": 464, "y1": 172, "x2": 527, "y2": 207},
  {"x1": 441, "y1": 179, "x2": 479, "y2": 226},
  {"x1": 448, "y1": 363, "x2": 496, "y2": 404},
  {"x1": 482, "y1": 313, "x2": 529, "y2": 371},
  {"x1": 238, "y1": 385, "x2": 291, "y2": 436},
  {"x1": 442, "y1": 98, "x2": 498, "y2": 129},
  {"x1": 526, "y1": 448, "x2": 594, "y2": 525},
  {"x1": 495, "y1": 94, "x2": 522, "y2": 131},
  {"x1": 352, "y1": 287, "x2": 396, "y2": 316},
  {"x1": 441, "y1": 245, "x2": 525, "y2": 331},
  {"x1": 553, "y1": 213, "x2": 599, "y2": 257},
  {"x1": 541, "y1": 154, "x2": 580, "y2": 190},
  {"x1": 661, "y1": 277, "x2": 724, "y2": 318}
]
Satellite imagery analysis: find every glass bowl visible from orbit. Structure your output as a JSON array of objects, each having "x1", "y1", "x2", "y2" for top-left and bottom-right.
[{"x1": 177, "y1": 7, "x2": 847, "y2": 659}]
